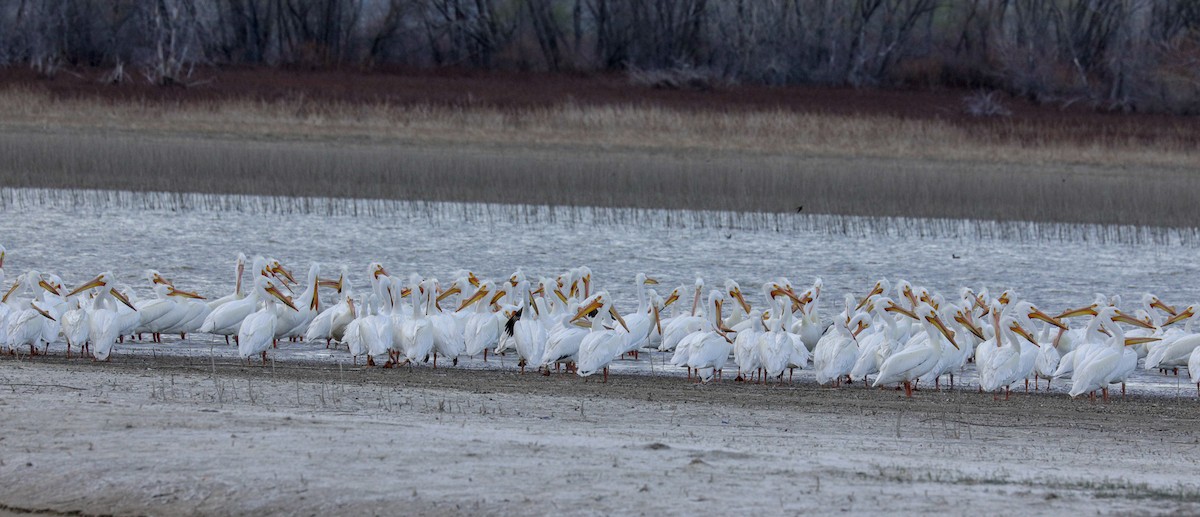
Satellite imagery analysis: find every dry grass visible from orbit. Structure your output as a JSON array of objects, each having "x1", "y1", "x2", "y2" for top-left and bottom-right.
[
  {"x1": 1, "y1": 87, "x2": 1199, "y2": 229},
  {"x1": 1, "y1": 87, "x2": 1197, "y2": 169}
]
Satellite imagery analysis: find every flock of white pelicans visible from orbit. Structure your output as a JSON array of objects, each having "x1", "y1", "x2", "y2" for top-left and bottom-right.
[{"x1": 2, "y1": 245, "x2": 1199, "y2": 401}]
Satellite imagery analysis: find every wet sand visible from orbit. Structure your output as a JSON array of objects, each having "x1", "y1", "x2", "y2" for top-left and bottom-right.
[{"x1": 1, "y1": 349, "x2": 1198, "y2": 516}]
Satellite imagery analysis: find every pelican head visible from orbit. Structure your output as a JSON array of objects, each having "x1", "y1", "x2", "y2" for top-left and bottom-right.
[
  {"x1": 1014, "y1": 301, "x2": 1068, "y2": 330},
  {"x1": 916, "y1": 304, "x2": 958, "y2": 350},
  {"x1": 858, "y1": 278, "x2": 889, "y2": 310},
  {"x1": 367, "y1": 262, "x2": 388, "y2": 281},
  {"x1": 1056, "y1": 303, "x2": 1100, "y2": 320},
  {"x1": 268, "y1": 259, "x2": 296, "y2": 284},
  {"x1": 662, "y1": 286, "x2": 682, "y2": 308},
  {"x1": 571, "y1": 293, "x2": 605, "y2": 323},
  {"x1": 263, "y1": 278, "x2": 298, "y2": 311},
  {"x1": 1144, "y1": 293, "x2": 1178, "y2": 316},
  {"x1": 67, "y1": 272, "x2": 137, "y2": 311},
  {"x1": 456, "y1": 282, "x2": 492, "y2": 312},
  {"x1": 726, "y1": 279, "x2": 751, "y2": 314},
  {"x1": 1164, "y1": 304, "x2": 1197, "y2": 327},
  {"x1": 146, "y1": 269, "x2": 172, "y2": 287}
]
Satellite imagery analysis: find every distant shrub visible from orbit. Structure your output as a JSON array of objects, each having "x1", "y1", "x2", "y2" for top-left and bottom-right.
[
  {"x1": 628, "y1": 65, "x2": 728, "y2": 91},
  {"x1": 963, "y1": 90, "x2": 1011, "y2": 117}
]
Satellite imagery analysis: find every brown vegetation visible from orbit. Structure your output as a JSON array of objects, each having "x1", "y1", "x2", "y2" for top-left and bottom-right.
[{"x1": 1, "y1": 68, "x2": 1198, "y2": 228}]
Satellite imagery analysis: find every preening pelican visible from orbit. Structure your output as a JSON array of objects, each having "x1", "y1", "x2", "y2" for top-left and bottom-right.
[
  {"x1": 60, "y1": 296, "x2": 90, "y2": 358},
  {"x1": 815, "y1": 310, "x2": 870, "y2": 386},
  {"x1": 541, "y1": 296, "x2": 593, "y2": 373},
  {"x1": 977, "y1": 311, "x2": 1039, "y2": 400},
  {"x1": 65, "y1": 273, "x2": 138, "y2": 361},
  {"x1": 575, "y1": 295, "x2": 631, "y2": 382}
]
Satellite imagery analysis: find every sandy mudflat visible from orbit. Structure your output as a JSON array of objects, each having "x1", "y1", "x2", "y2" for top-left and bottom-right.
[{"x1": 1, "y1": 352, "x2": 1198, "y2": 516}]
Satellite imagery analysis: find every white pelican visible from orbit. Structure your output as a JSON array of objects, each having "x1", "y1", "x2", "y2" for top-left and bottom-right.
[
  {"x1": 793, "y1": 277, "x2": 825, "y2": 352},
  {"x1": 575, "y1": 295, "x2": 631, "y2": 382},
  {"x1": 306, "y1": 272, "x2": 355, "y2": 348},
  {"x1": 1069, "y1": 307, "x2": 1157, "y2": 401},
  {"x1": 401, "y1": 277, "x2": 435, "y2": 366},
  {"x1": 135, "y1": 271, "x2": 191, "y2": 342},
  {"x1": 1006, "y1": 301, "x2": 1067, "y2": 392},
  {"x1": 1126, "y1": 294, "x2": 1177, "y2": 359},
  {"x1": 541, "y1": 296, "x2": 593, "y2": 373},
  {"x1": 659, "y1": 277, "x2": 704, "y2": 352},
  {"x1": 5, "y1": 300, "x2": 57, "y2": 356},
  {"x1": 200, "y1": 256, "x2": 269, "y2": 343},
  {"x1": 60, "y1": 296, "x2": 91, "y2": 358},
  {"x1": 733, "y1": 309, "x2": 768, "y2": 382},
  {"x1": 813, "y1": 294, "x2": 855, "y2": 384},
  {"x1": 344, "y1": 294, "x2": 387, "y2": 366},
  {"x1": 780, "y1": 295, "x2": 812, "y2": 380},
  {"x1": 65, "y1": 273, "x2": 138, "y2": 361},
  {"x1": 671, "y1": 290, "x2": 727, "y2": 378},
  {"x1": 1188, "y1": 346, "x2": 1200, "y2": 396},
  {"x1": 0, "y1": 250, "x2": 10, "y2": 346},
  {"x1": 461, "y1": 282, "x2": 506, "y2": 361},
  {"x1": 361, "y1": 276, "x2": 398, "y2": 366},
  {"x1": 1050, "y1": 303, "x2": 1104, "y2": 380},
  {"x1": 237, "y1": 277, "x2": 299, "y2": 364},
  {"x1": 206, "y1": 253, "x2": 247, "y2": 312},
  {"x1": 1148, "y1": 305, "x2": 1200, "y2": 373},
  {"x1": 872, "y1": 303, "x2": 959, "y2": 397},
  {"x1": 758, "y1": 296, "x2": 796, "y2": 383},
  {"x1": 430, "y1": 278, "x2": 466, "y2": 367},
  {"x1": 685, "y1": 292, "x2": 734, "y2": 383},
  {"x1": 273, "y1": 263, "x2": 323, "y2": 341},
  {"x1": 977, "y1": 311, "x2": 1039, "y2": 400},
  {"x1": 511, "y1": 296, "x2": 550, "y2": 373},
  {"x1": 619, "y1": 274, "x2": 663, "y2": 358},
  {"x1": 494, "y1": 276, "x2": 529, "y2": 355},
  {"x1": 112, "y1": 284, "x2": 144, "y2": 343},
  {"x1": 723, "y1": 280, "x2": 751, "y2": 329},
  {"x1": 815, "y1": 311, "x2": 870, "y2": 387},
  {"x1": 165, "y1": 286, "x2": 209, "y2": 338},
  {"x1": 1033, "y1": 324, "x2": 1066, "y2": 390},
  {"x1": 944, "y1": 303, "x2": 987, "y2": 388},
  {"x1": 850, "y1": 296, "x2": 908, "y2": 384},
  {"x1": 4, "y1": 272, "x2": 60, "y2": 356}
]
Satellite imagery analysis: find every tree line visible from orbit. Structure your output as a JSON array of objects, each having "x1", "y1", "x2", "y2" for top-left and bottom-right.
[{"x1": 1, "y1": 0, "x2": 1198, "y2": 113}]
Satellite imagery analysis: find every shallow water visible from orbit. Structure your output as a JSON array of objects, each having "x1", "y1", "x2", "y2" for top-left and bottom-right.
[
  {"x1": 2, "y1": 187, "x2": 1197, "y2": 397},
  {"x1": 3, "y1": 188, "x2": 1195, "y2": 310}
]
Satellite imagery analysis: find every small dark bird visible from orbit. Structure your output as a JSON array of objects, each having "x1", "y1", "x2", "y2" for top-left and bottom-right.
[
  {"x1": 796, "y1": 205, "x2": 804, "y2": 213},
  {"x1": 952, "y1": 253, "x2": 962, "y2": 259}
]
